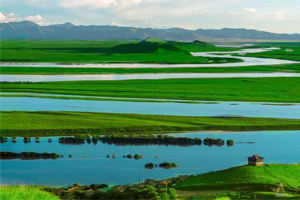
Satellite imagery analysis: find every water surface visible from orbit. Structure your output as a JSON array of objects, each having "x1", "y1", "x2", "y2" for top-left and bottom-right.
[
  {"x1": 1, "y1": 97, "x2": 300, "y2": 119},
  {"x1": 1, "y1": 130, "x2": 299, "y2": 186},
  {"x1": 1, "y1": 72, "x2": 300, "y2": 82}
]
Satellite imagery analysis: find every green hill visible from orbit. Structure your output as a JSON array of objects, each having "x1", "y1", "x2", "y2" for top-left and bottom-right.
[
  {"x1": 176, "y1": 164, "x2": 300, "y2": 191},
  {"x1": 141, "y1": 37, "x2": 165, "y2": 43}
]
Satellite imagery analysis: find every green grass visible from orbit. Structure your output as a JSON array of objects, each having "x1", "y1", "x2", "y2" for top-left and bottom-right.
[
  {"x1": 1, "y1": 78, "x2": 300, "y2": 102},
  {"x1": 191, "y1": 192, "x2": 300, "y2": 200},
  {"x1": 1, "y1": 64, "x2": 299, "y2": 75},
  {"x1": 176, "y1": 164, "x2": 300, "y2": 191},
  {"x1": 0, "y1": 186, "x2": 59, "y2": 200},
  {"x1": 0, "y1": 40, "x2": 241, "y2": 64},
  {"x1": 1, "y1": 111, "x2": 300, "y2": 136}
]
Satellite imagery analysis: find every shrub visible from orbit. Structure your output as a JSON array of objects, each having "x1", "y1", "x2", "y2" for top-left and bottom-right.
[
  {"x1": 160, "y1": 192, "x2": 170, "y2": 200},
  {"x1": 171, "y1": 163, "x2": 178, "y2": 168},
  {"x1": 168, "y1": 188, "x2": 176, "y2": 199}
]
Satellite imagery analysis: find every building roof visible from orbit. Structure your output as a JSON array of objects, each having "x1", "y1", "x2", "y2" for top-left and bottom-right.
[{"x1": 248, "y1": 154, "x2": 264, "y2": 160}]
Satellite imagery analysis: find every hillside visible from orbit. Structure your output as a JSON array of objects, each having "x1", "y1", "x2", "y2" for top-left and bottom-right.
[
  {"x1": 1, "y1": 21, "x2": 300, "y2": 41},
  {"x1": 176, "y1": 164, "x2": 300, "y2": 191}
]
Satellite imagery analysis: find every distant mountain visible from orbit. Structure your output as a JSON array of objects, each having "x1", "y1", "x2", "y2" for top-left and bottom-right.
[{"x1": 1, "y1": 21, "x2": 300, "y2": 41}]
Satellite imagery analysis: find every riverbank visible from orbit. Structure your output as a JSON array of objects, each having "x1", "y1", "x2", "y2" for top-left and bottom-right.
[
  {"x1": 1, "y1": 111, "x2": 300, "y2": 136},
  {"x1": 1, "y1": 64, "x2": 299, "y2": 75},
  {"x1": 1, "y1": 77, "x2": 300, "y2": 102}
]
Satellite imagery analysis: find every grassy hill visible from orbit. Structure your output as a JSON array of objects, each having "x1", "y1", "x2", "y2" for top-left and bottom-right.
[{"x1": 176, "y1": 164, "x2": 300, "y2": 191}]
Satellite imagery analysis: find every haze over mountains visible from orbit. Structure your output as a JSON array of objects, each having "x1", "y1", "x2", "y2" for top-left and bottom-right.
[{"x1": 1, "y1": 21, "x2": 300, "y2": 41}]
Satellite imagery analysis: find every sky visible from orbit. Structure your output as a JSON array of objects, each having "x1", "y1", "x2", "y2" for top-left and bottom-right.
[{"x1": 0, "y1": 0, "x2": 300, "y2": 33}]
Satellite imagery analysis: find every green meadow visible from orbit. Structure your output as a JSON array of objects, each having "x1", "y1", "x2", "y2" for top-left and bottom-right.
[
  {"x1": 1, "y1": 77, "x2": 300, "y2": 102},
  {"x1": 0, "y1": 186, "x2": 59, "y2": 200},
  {"x1": 0, "y1": 39, "x2": 242, "y2": 64},
  {"x1": 1, "y1": 111, "x2": 300, "y2": 136},
  {"x1": 176, "y1": 164, "x2": 300, "y2": 191}
]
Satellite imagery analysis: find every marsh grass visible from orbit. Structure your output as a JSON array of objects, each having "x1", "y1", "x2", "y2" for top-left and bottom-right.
[
  {"x1": 1, "y1": 77, "x2": 300, "y2": 102},
  {"x1": 1, "y1": 111, "x2": 300, "y2": 136}
]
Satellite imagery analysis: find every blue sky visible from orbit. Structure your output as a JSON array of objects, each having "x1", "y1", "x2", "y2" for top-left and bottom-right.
[{"x1": 0, "y1": 0, "x2": 299, "y2": 33}]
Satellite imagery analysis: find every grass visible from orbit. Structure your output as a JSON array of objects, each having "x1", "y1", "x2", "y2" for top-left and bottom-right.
[
  {"x1": 1, "y1": 111, "x2": 300, "y2": 136},
  {"x1": 0, "y1": 185, "x2": 59, "y2": 200},
  {"x1": 176, "y1": 164, "x2": 300, "y2": 191},
  {"x1": 1, "y1": 64, "x2": 299, "y2": 75},
  {"x1": 191, "y1": 192, "x2": 300, "y2": 200},
  {"x1": 1, "y1": 77, "x2": 300, "y2": 102},
  {"x1": 0, "y1": 40, "x2": 242, "y2": 64}
]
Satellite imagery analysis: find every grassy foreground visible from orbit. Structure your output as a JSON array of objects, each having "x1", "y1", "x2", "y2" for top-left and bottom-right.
[
  {"x1": 0, "y1": 186, "x2": 59, "y2": 200},
  {"x1": 1, "y1": 111, "x2": 300, "y2": 136},
  {"x1": 1, "y1": 64, "x2": 300, "y2": 75},
  {"x1": 176, "y1": 164, "x2": 300, "y2": 191},
  {"x1": 1, "y1": 78, "x2": 300, "y2": 102}
]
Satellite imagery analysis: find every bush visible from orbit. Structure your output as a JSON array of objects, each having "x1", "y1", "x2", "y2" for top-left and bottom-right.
[
  {"x1": 171, "y1": 163, "x2": 178, "y2": 168},
  {"x1": 168, "y1": 188, "x2": 176, "y2": 199},
  {"x1": 160, "y1": 192, "x2": 170, "y2": 200},
  {"x1": 227, "y1": 139, "x2": 234, "y2": 146}
]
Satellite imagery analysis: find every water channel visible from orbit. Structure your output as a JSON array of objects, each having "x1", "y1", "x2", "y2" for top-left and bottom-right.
[
  {"x1": 1, "y1": 97, "x2": 300, "y2": 119},
  {"x1": 1, "y1": 48, "x2": 298, "y2": 69},
  {"x1": 1, "y1": 131, "x2": 299, "y2": 186}
]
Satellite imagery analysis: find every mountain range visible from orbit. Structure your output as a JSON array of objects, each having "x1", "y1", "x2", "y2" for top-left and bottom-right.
[{"x1": 1, "y1": 21, "x2": 300, "y2": 41}]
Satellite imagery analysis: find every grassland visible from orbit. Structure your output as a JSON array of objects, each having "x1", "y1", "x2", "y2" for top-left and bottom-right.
[
  {"x1": 1, "y1": 111, "x2": 300, "y2": 136},
  {"x1": 1, "y1": 77, "x2": 300, "y2": 102},
  {"x1": 176, "y1": 164, "x2": 300, "y2": 191},
  {"x1": 1, "y1": 64, "x2": 299, "y2": 75},
  {"x1": 0, "y1": 40, "x2": 242, "y2": 64},
  {"x1": 0, "y1": 185, "x2": 59, "y2": 200}
]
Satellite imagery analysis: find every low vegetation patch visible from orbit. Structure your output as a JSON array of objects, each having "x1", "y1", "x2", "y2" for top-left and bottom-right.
[
  {"x1": 2, "y1": 77, "x2": 300, "y2": 102},
  {"x1": 0, "y1": 185, "x2": 59, "y2": 200},
  {"x1": 1, "y1": 111, "x2": 300, "y2": 136}
]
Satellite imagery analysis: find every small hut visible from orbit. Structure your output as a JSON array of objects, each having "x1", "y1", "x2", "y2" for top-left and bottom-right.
[{"x1": 248, "y1": 154, "x2": 264, "y2": 166}]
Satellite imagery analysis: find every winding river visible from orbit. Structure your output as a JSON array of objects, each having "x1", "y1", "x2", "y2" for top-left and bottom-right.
[
  {"x1": 1, "y1": 96, "x2": 300, "y2": 119},
  {"x1": 1, "y1": 48, "x2": 298, "y2": 69}
]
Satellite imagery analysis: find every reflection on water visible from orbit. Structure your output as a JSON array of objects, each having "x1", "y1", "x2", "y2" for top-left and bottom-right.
[
  {"x1": 1, "y1": 72, "x2": 300, "y2": 82},
  {"x1": 0, "y1": 131, "x2": 299, "y2": 186},
  {"x1": 1, "y1": 97, "x2": 300, "y2": 119}
]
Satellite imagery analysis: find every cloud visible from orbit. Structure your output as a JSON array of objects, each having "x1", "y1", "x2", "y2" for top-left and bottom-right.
[
  {"x1": 0, "y1": 12, "x2": 6, "y2": 20},
  {"x1": 25, "y1": 14, "x2": 43, "y2": 22},
  {"x1": 243, "y1": 8, "x2": 257, "y2": 13},
  {"x1": 0, "y1": 12, "x2": 51, "y2": 25},
  {"x1": 0, "y1": 12, "x2": 22, "y2": 22}
]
